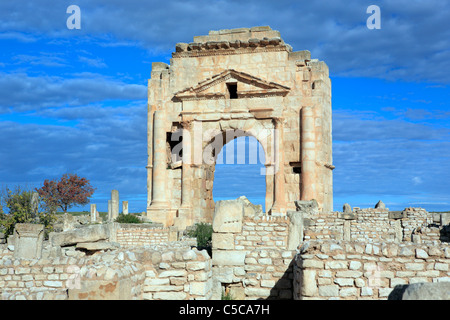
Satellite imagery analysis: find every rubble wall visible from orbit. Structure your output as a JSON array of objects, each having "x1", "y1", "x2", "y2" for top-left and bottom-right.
[{"x1": 294, "y1": 240, "x2": 450, "y2": 300}]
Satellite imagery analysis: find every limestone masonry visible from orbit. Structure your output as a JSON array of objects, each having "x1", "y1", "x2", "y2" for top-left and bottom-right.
[
  {"x1": 1, "y1": 27, "x2": 448, "y2": 300},
  {"x1": 146, "y1": 26, "x2": 333, "y2": 229}
]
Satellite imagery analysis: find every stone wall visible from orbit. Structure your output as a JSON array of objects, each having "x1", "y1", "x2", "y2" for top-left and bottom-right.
[
  {"x1": 303, "y1": 207, "x2": 447, "y2": 244},
  {"x1": 115, "y1": 223, "x2": 177, "y2": 247},
  {"x1": 0, "y1": 242, "x2": 213, "y2": 300},
  {"x1": 142, "y1": 245, "x2": 213, "y2": 300},
  {"x1": 213, "y1": 216, "x2": 290, "y2": 253},
  {"x1": 211, "y1": 208, "x2": 295, "y2": 300},
  {"x1": 212, "y1": 249, "x2": 295, "y2": 300},
  {"x1": 0, "y1": 245, "x2": 145, "y2": 300},
  {"x1": 294, "y1": 240, "x2": 450, "y2": 300}
]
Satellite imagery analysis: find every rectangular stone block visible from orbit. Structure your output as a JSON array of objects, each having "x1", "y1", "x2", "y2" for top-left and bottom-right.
[
  {"x1": 186, "y1": 261, "x2": 207, "y2": 271},
  {"x1": 212, "y1": 250, "x2": 246, "y2": 266},
  {"x1": 244, "y1": 287, "x2": 271, "y2": 298},
  {"x1": 405, "y1": 263, "x2": 425, "y2": 271},
  {"x1": 339, "y1": 287, "x2": 357, "y2": 297},
  {"x1": 44, "y1": 280, "x2": 63, "y2": 288},
  {"x1": 153, "y1": 292, "x2": 187, "y2": 300},
  {"x1": 14, "y1": 223, "x2": 44, "y2": 260},
  {"x1": 158, "y1": 270, "x2": 187, "y2": 278},
  {"x1": 212, "y1": 233, "x2": 235, "y2": 249},
  {"x1": 300, "y1": 269, "x2": 317, "y2": 297},
  {"x1": 318, "y1": 285, "x2": 339, "y2": 297},
  {"x1": 190, "y1": 281, "x2": 210, "y2": 296},
  {"x1": 212, "y1": 200, "x2": 244, "y2": 233}
]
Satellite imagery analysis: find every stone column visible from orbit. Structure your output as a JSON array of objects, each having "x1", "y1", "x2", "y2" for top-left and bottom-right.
[
  {"x1": 146, "y1": 106, "x2": 154, "y2": 209},
  {"x1": 111, "y1": 190, "x2": 119, "y2": 220},
  {"x1": 122, "y1": 201, "x2": 129, "y2": 215},
  {"x1": 180, "y1": 121, "x2": 192, "y2": 208},
  {"x1": 108, "y1": 200, "x2": 112, "y2": 221},
  {"x1": 300, "y1": 106, "x2": 317, "y2": 202},
  {"x1": 270, "y1": 117, "x2": 286, "y2": 214},
  {"x1": 150, "y1": 110, "x2": 169, "y2": 208},
  {"x1": 177, "y1": 120, "x2": 193, "y2": 229},
  {"x1": 148, "y1": 110, "x2": 171, "y2": 226},
  {"x1": 265, "y1": 164, "x2": 274, "y2": 214},
  {"x1": 90, "y1": 204, "x2": 97, "y2": 223}
]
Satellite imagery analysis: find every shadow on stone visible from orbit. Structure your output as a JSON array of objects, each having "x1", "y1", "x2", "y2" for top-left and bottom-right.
[
  {"x1": 388, "y1": 284, "x2": 408, "y2": 300},
  {"x1": 265, "y1": 259, "x2": 295, "y2": 300}
]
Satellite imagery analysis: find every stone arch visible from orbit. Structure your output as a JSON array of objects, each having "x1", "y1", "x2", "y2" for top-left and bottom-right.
[
  {"x1": 202, "y1": 118, "x2": 273, "y2": 167},
  {"x1": 184, "y1": 117, "x2": 276, "y2": 225},
  {"x1": 146, "y1": 27, "x2": 334, "y2": 229},
  {"x1": 202, "y1": 123, "x2": 271, "y2": 216}
]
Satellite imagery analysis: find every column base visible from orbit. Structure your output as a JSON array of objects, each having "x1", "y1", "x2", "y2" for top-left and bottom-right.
[{"x1": 147, "y1": 201, "x2": 176, "y2": 227}]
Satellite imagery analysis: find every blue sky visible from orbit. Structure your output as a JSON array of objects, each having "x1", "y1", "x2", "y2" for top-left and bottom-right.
[{"x1": 0, "y1": 0, "x2": 449, "y2": 213}]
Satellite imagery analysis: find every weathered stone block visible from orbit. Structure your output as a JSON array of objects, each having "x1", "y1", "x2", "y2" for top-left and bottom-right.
[
  {"x1": 212, "y1": 233, "x2": 235, "y2": 249},
  {"x1": 300, "y1": 269, "x2": 317, "y2": 297},
  {"x1": 153, "y1": 292, "x2": 187, "y2": 300},
  {"x1": 400, "y1": 282, "x2": 450, "y2": 300},
  {"x1": 13, "y1": 223, "x2": 44, "y2": 260},
  {"x1": 49, "y1": 224, "x2": 110, "y2": 247},
  {"x1": 190, "y1": 281, "x2": 211, "y2": 296},
  {"x1": 244, "y1": 287, "x2": 271, "y2": 298},
  {"x1": 212, "y1": 199, "x2": 244, "y2": 233},
  {"x1": 212, "y1": 250, "x2": 246, "y2": 266},
  {"x1": 318, "y1": 285, "x2": 338, "y2": 297},
  {"x1": 158, "y1": 270, "x2": 187, "y2": 278}
]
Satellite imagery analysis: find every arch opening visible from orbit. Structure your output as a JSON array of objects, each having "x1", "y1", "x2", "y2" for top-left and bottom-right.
[{"x1": 212, "y1": 135, "x2": 266, "y2": 211}]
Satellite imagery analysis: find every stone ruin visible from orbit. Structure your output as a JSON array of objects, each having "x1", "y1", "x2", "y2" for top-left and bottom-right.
[
  {"x1": 146, "y1": 26, "x2": 333, "y2": 230},
  {"x1": 1, "y1": 196, "x2": 449, "y2": 300},
  {"x1": 1, "y1": 27, "x2": 449, "y2": 300}
]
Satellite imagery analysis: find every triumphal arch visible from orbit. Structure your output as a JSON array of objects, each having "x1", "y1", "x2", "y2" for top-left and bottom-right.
[{"x1": 146, "y1": 26, "x2": 333, "y2": 229}]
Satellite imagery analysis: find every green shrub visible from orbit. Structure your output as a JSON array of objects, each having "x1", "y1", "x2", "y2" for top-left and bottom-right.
[
  {"x1": 221, "y1": 290, "x2": 234, "y2": 300},
  {"x1": 115, "y1": 214, "x2": 142, "y2": 224},
  {"x1": 0, "y1": 186, "x2": 56, "y2": 239},
  {"x1": 186, "y1": 222, "x2": 213, "y2": 248}
]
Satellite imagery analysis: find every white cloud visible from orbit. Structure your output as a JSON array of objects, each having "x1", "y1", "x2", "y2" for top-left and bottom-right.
[
  {"x1": 1, "y1": 1, "x2": 449, "y2": 83},
  {"x1": 78, "y1": 55, "x2": 107, "y2": 68},
  {"x1": 0, "y1": 72, "x2": 146, "y2": 112},
  {"x1": 412, "y1": 177, "x2": 423, "y2": 185}
]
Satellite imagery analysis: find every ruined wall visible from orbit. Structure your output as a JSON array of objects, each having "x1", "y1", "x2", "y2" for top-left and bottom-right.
[
  {"x1": 0, "y1": 246, "x2": 145, "y2": 300},
  {"x1": 142, "y1": 245, "x2": 213, "y2": 300},
  {"x1": 0, "y1": 243, "x2": 213, "y2": 300},
  {"x1": 294, "y1": 240, "x2": 450, "y2": 300},
  {"x1": 213, "y1": 216, "x2": 290, "y2": 253},
  {"x1": 115, "y1": 223, "x2": 176, "y2": 247},
  {"x1": 211, "y1": 205, "x2": 296, "y2": 299},
  {"x1": 304, "y1": 207, "x2": 446, "y2": 244}
]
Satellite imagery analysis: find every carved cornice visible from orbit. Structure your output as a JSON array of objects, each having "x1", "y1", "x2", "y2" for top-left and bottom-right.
[{"x1": 172, "y1": 37, "x2": 292, "y2": 58}]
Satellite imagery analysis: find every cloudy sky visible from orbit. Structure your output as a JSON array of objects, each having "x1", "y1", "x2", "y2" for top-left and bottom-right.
[{"x1": 0, "y1": 0, "x2": 449, "y2": 213}]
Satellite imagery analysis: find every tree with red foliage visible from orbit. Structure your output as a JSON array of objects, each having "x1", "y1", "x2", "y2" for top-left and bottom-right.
[{"x1": 36, "y1": 173, "x2": 95, "y2": 213}]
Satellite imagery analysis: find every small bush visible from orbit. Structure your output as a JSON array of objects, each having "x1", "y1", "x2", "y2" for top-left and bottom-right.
[
  {"x1": 186, "y1": 222, "x2": 213, "y2": 248},
  {"x1": 0, "y1": 186, "x2": 56, "y2": 239},
  {"x1": 115, "y1": 214, "x2": 142, "y2": 224},
  {"x1": 221, "y1": 290, "x2": 234, "y2": 300}
]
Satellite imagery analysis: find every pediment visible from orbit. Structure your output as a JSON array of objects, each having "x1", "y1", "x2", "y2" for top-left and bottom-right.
[{"x1": 174, "y1": 69, "x2": 290, "y2": 101}]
